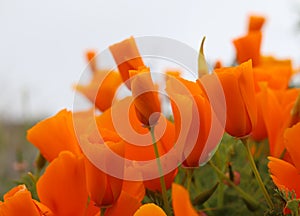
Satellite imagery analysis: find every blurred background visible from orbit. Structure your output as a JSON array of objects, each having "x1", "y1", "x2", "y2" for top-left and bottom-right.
[{"x1": 0, "y1": 0, "x2": 299, "y2": 196}]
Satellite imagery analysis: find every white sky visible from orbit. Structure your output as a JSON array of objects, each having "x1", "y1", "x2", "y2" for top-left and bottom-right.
[{"x1": 1, "y1": 0, "x2": 300, "y2": 120}]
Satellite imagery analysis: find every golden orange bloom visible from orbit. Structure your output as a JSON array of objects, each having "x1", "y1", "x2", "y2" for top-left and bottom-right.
[
  {"x1": 233, "y1": 32, "x2": 262, "y2": 67},
  {"x1": 250, "y1": 84, "x2": 268, "y2": 141},
  {"x1": 109, "y1": 37, "x2": 145, "y2": 88},
  {"x1": 83, "y1": 154, "x2": 124, "y2": 208},
  {"x1": 253, "y1": 57, "x2": 293, "y2": 91},
  {"x1": 130, "y1": 68, "x2": 161, "y2": 126},
  {"x1": 134, "y1": 203, "x2": 167, "y2": 216},
  {"x1": 166, "y1": 76, "x2": 212, "y2": 167},
  {"x1": 75, "y1": 70, "x2": 122, "y2": 112},
  {"x1": 284, "y1": 122, "x2": 300, "y2": 171},
  {"x1": 36, "y1": 151, "x2": 89, "y2": 216},
  {"x1": 172, "y1": 183, "x2": 198, "y2": 216},
  {"x1": 248, "y1": 15, "x2": 266, "y2": 32},
  {"x1": 27, "y1": 109, "x2": 82, "y2": 161},
  {"x1": 96, "y1": 97, "x2": 177, "y2": 192},
  {"x1": 215, "y1": 60, "x2": 257, "y2": 138},
  {"x1": 105, "y1": 181, "x2": 145, "y2": 216},
  {"x1": 0, "y1": 185, "x2": 53, "y2": 216},
  {"x1": 268, "y1": 157, "x2": 300, "y2": 198},
  {"x1": 256, "y1": 86, "x2": 299, "y2": 157}
]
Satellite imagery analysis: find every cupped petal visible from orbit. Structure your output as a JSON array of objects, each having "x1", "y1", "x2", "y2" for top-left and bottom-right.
[
  {"x1": 268, "y1": 157, "x2": 300, "y2": 197},
  {"x1": 284, "y1": 122, "x2": 300, "y2": 171},
  {"x1": 172, "y1": 183, "x2": 198, "y2": 216},
  {"x1": 37, "y1": 151, "x2": 88, "y2": 216},
  {"x1": 27, "y1": 109, "x2": 82, "y2": 161},
  {"x1": 0, "y1": 185, "x2": 52, "y2": 216},
  {"x1": 133, "y1": 203, "x2": 167, "y2": 216}
]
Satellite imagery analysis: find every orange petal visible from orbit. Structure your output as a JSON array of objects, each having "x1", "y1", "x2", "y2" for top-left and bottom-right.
[
  {"x1": 0, "y1": 185, "x2": 52, "y2": 216},
  {"x1": 233, "y1": 32, "x2": 262, "y2": 66},
  {"x1": 133, "y1": 203, "x2": 166, "y2": 216},
  {"x1": 268, "y1": 157, "x2": 300, "y2": 197},
  {"x1": 83, "y1": 154, "x2": 123, "y2": 207},
  {"x1": 131, "y1": 70, "x2": 161, "y2": 126},
  {"x1": 172, "y1": 183, "x2": 198, "y2": 216},
  {"x1": 27, "y1": 109, "x2": 82, "y2": 161},
  {"x1": 251, "y1": 90, "x2": 268, "y2": 141},
  {"x1": 37, "y1": 151, "x2": 88, "y2": 216},
  {"x1": 105, "y1": 190, "x2": 142, "y2": 216},
  {"x1": 284, "y1": 122, "x2": 300, "y2": 171},
  {"x1": 215, "y1": 61, "x2": 256, "y2": 137},
  {"x1": 248, "y1": 15, "x2": 266, "y2": 32},
  {"x1": 75, "y1": 70, "x2": 122, "y2": 112},
  {"x1": 109, "y1": 37, "x2": 145, "y2": 88}
]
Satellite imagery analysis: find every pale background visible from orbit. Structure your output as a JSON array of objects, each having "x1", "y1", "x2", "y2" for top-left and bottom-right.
[{"x1": 1, "y1": 0, "x2": 300, "y2": 121}]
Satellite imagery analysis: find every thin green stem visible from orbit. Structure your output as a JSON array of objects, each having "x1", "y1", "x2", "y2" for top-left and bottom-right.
[
  {"x1": 100, "y1": 208, "x2": 106, "y2": 216},
  {"x1": 186, "y1": 169, "x2": 193, "y2": 192},
  {"x1": 241, "y1": 138, "x2": 274, "y2": 210},
  {"x1": 214, "y1": 150, "x2": 224, "y2": 207},
  {"x1": 209, "y1": 160, "x2": 259, "y2": 210},
  {"x1": 150, "y1": 126, "x2": 172, "y2": 216}
]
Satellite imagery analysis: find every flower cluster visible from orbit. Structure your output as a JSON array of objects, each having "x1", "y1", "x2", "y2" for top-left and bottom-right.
[{"x1": 1, "y1": 15, "x2": 300, "y2": 216}]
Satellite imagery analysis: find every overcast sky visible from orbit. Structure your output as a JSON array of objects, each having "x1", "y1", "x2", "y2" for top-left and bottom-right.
[{"x1": 1, "y1": 0, "x2": 300, "y2": 121}]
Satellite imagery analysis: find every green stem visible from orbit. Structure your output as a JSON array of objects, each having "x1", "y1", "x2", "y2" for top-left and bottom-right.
[
  {"x1": 100, "y1": 208, "x2": 106, "y2": 216},
  {"x1": 241, "y1": 138, "x2": 274, "y2": 210},
  {"x1": 150, "y1": 126, "x2": 172, "y2": 216},
  {"x1": 209, "y1": 160, "x2": 259, "y2": 210},
  {"x1": 214, "y1": 150, "x2": 224, "y2": 207},
  {"x1": 186, "y1": 169, "x2": 193, "y2": 192}
]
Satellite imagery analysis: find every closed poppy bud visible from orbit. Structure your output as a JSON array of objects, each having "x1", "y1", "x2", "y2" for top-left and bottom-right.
[
  {"x1": 130, "y1": 68, "x2": 161, "y2": 126},
  {"x1": 109, "y1": 36, "x2": 145, "y2": 89},
  {"x1": 215, "y1": 60, "x2": 257, "y2": 138}
]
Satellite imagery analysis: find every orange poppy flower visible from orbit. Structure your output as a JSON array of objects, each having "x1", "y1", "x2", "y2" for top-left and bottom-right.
[
  {"x1": 253, "y1": 57, "x2": 293, "y2": 92},
  {"x1": 134, "y1": 203, "x2": 167, "y2": 216},
  {"x1": 83, "y1": 154, "x2": 124, "y2": 208},
  {"x1": 96, "y1": 96, "x2": 177, "y2": 192},
  {"x1": 27, "y1": 109, "x2": 82, "y2": 161},
  {"x1": 248, "y1": 15, "x2": 266, "y2": 32},
  {"x1": 0, "y1": 185, "x2": 53, "y2": 216},
  {"x1": 172, "y1": 183, "x2": 198, "y2": 216},
  {"x1": 257, "y1": 86, "x2": 299, "y2": 157},
  {"x1": 284, "y1": 122, "x2": 300, "y2": 171},
  {"x1": 105, "y1": 181, "x2": 145, "y2": 216},
  {"x1": 36, "y1": 151, "x2": 89, "y2": 216},
  {"x1": 215, "y1": 60, "x2": 257, "y2": 138},
  {"x1": 166, "y1": 76, "x2": 212, "y2": 167},
  {"x1": 75, "y1": 70, "x2": 122, "y2": 112},
  {"x1": 130, "y1": 68, "x2": 161, "y2": 126},
  {"x1": 109, "y1": 36, "x2": 145, "y2": 89},
  {"x1": 233, "y1": 32, "x2": 262, "y2": 67},
  {"x1": 268, "y1": 157, "x2": 300, "y2": 198}
]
